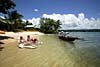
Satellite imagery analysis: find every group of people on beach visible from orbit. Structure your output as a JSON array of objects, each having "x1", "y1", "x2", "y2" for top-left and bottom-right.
[{"x1": 18, "y1": 35, "x2": 39, "y2": 48}]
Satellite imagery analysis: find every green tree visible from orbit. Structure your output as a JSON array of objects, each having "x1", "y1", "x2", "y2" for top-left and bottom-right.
[
  {"x1": 0, "y1": 0, "x2": 16, "y2": 14},
  {"x1": 40, "y1": 18, "x2": 61, "y2": 33},
  {"x1": 0, "y1": 0, "x2": 16, "y2": 31},
  {"x1": 0, "y1": 0, "x2": 25, "y2": 31},
  {"x1": 0, "y1": 17, "x2": 8, "y2": 30},
  {"x1": 8, "y1": 10, "x2": 23, "y2": 30}
]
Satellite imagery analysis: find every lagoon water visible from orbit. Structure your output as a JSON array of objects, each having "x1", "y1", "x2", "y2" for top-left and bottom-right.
[{"x1": 0, "y1": 32, "x2": 100, "y2": 67}]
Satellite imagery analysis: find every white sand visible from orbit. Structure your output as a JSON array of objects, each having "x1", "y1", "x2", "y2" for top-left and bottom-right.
[{"x1": 0, "y1": 31, "x2": 44, "y2": 39}]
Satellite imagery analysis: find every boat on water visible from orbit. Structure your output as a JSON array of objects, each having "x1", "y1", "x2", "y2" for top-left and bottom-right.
[
  {"x1": 58, "y1": 31, "x2": 83, "y2": 41},
  {"x1": 59, "y1": 36, "x2": 78, "y2": 41}
]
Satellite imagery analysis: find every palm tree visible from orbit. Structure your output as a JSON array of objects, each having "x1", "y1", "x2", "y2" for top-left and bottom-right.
[
  {"x1": 8, "y1": 10, "x2": 23, "y2": 30},
  {"x1": 0, "y1": 0, "x2": 16, "y2": 31},
  {"x1": 0, "y1": 0, "x2": 16, "y2": 14},
  {"x1": 40, "y1": 18, "x2": 61, "y2": 33}
]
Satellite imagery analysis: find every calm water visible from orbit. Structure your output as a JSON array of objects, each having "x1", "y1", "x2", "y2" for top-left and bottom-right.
[{"x1": 0, "y1": 32, "x2": 100, "y2": 67}]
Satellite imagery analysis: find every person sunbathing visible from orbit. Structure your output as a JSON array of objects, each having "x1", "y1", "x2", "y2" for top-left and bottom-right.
[
  {"x1": 26, "y1": 35, "x2": 38, "y2": 45},
  {"x1": 27, "y1": 35, "x2": 31, "y2": 41},
  {"x1": 26, "y1": 35, "x2": 43, "y2": 45},
  {"x1": 18, "y1": 36, "x2": 25, "y2": 48},
  {"x1": 31, "y1": 38, "x2": 38, "y2": 44},
  {"x1": 18, "y1": 36, "x2": 25, "y2": 44},
  {"x1": 18, "y1": 36, "x2": 37, "y2": 49}
]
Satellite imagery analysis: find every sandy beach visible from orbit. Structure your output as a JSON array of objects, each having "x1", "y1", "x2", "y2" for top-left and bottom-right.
[
  {"x1": 0, "y1": 31, "x2": 44, "y2": 38},
  {"x1": 0, "y1": 31, "x2": 44, "y2": 47}
]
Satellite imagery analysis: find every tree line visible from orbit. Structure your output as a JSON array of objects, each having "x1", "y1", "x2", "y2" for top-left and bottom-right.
[
  {"x1": 0, "y1": 0, "x2": 61, "y2": 33},
  {"x1": 0, "y1": 0, "x2": 25, "y2": 31}
]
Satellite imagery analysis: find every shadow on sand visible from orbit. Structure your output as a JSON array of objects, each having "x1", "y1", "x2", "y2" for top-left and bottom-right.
[
  {"x1": 0, "y1": 36, "x2": 13, "y2": 51},
  {"x1": 0, "y1": 42, "x2": 4, "y2": 44},
  {"x1": 0, "y1": 36, "x2": 13, "y2": 40},
  {"x1": 0, "y1": 43, "x2": 4, "y2": 51},
  {"x1": 0, "y1": 46, "x2": 4, "y2": 51}
]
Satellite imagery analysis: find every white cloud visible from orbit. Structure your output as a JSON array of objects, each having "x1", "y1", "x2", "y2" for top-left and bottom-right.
[
  {"x1": 28, "y1": 13, "x2": 100, "y2": 29},
  {"x1": 42, "y1": 13, "x2": 100, "y2": 29},
  {"x1": 33, "y1": 9, "x2": 39, "y2": 12},
  {"x1": 78, "y1": 13, "x2": 85, "y2": 20},
  {"x1": 28, "y1": 18, "x2": 40, "y2": 28}
]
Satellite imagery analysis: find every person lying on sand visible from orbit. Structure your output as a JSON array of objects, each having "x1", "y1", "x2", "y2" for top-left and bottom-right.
[
  {"x1": 18, "y1": 35, "x2": 43, "y2": 48},
  {"x1": 18, "y1": 36, "x2": 25, "y2": 48},
  {"x1": 26, "y1": 35, "x2": 39, "y2": 45},
  {"x1": 18, "y1": 36, "x2": 37, "y2": 48},
  {"x1": 18, "y1": 36, "x2": 25, "y2": 44},
  {"x1": 30, "y1": 37, "x2": 43, "y2": 45}
]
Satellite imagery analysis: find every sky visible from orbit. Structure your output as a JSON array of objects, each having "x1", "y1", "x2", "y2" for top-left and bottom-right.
[
  {"x1": 1, "y1": 0, "x2": 100, "y2": 29},
  {"x1": 14, "y1": 0, "x2": 100, "y2": 19}
]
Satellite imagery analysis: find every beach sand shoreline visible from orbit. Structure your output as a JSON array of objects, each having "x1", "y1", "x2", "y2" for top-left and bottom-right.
[
  {"x1": 0, "y1": 31, "x2": 44, "y2": 47},
  {"x1": 0, "y1": 31, "x2": 44, "y2": 38}
]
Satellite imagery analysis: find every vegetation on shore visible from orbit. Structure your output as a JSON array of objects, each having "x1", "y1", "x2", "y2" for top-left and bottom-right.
[
  {"x1": 0, "y1": 0, "x2": 24, "y2": 31},
  {"x1": 0, "y1": 0, "x2": 61, "y2": 33},
  {"x1": 40, "y1": 18, "x2": 61, "y2": 33}
]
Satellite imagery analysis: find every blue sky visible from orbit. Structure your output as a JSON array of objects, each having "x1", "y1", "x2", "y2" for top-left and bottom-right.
[{"x1": 14, "y1": 0, "x2": 100, "y2": 19}]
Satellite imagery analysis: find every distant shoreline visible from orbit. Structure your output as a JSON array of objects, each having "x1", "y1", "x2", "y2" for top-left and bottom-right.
[{"x1": 59, "y1": 29, "x2": 100, "y2": 32}]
